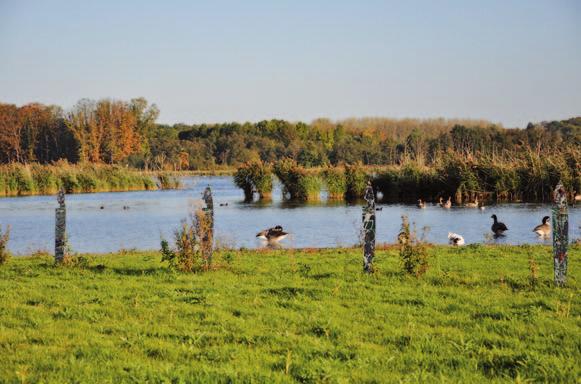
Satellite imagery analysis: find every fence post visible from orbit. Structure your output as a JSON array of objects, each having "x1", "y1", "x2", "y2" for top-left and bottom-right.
[
  {"x1": 202, "y1": 186, "x2": 214, "y2": 266},
  {"x1": 55, "y1": 188, "x2": 67, "y2": 263},
  {"x1": 362, "y1": 181, "x2": 376, "y2": 273},
  {"x1": 552, "y1": 181, "x2": 568, "y2": 286}
]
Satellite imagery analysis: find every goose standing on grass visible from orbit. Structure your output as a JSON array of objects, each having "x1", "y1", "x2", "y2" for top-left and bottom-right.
[
  {"x1": 491, "y1": 214, "x2": 508, "y2": 236},
  {"x1": 533, "y1": 216, "x2": 551, "y2": 237},
  {"x1": 448, "y1": 232, "x2": 465, "y2": 246},
  {"x1": 465, "y1": 197, "x2": 479, "y2": 208},
  {"x1": 256, "y1": 225, "x2": 288, "y2": 242},
  {"x1": 417, "y1": 199, "x2": 426, "y2": 209}
]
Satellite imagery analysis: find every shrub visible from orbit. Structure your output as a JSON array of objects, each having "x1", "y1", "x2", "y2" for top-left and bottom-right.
[
  {"x1": 161, "y1": 207, "x2": 212, "y2": 272},
  {"x1": 0, "y1": 225, "x2": 10, "y2": 265},
  {"x1": 398, "y1": 215, "x2": 429, "y2": 277}
]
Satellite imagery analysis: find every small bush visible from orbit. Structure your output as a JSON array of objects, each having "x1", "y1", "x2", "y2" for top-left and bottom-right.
[
  {"x1": 0, "y1": 225, "x2": 10, "y2": 265},
  {"x1": 161, "y1": 207, "x2": 212, "y2": 272},
  {"x1": 398, "y1": 215, "x2": 429, "y2": 277}
]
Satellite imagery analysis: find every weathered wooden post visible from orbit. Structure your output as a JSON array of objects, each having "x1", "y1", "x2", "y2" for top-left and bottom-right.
[
  {"x1": 202, "y1": 186, "x2": 214, "y2": 266},
  {"x1": 362, "y1": 181, "x2": 376, "y2": 273},
  {"x1": 55, "y1": 188, "x2": 67, "y2": 263},
  {"x1": 552, "y1": 181, "x2": 568, "y2": 286}
]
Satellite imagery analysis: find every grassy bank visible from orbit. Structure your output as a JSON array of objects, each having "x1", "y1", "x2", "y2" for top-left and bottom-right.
[
  {"x1": 0, "y1": 246, "x2": 579, "y2": 383},
  {"x1": 0, "y1": 162, "x2": 179, "y2": 197}
]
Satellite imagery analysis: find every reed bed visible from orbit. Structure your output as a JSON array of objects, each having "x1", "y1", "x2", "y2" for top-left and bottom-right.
[
  {"x1": 274, "y1": 159, "x2": 322, "y2": 201},
  {"x1": 237, "y1": 148, "x2": 580, "y2": 203},
  {"x1": 0, "y1": 161, "x2": 159, "y2": 197},
  {"x1": 233, "y1": 161, "x2": 273, "y2": 201}
]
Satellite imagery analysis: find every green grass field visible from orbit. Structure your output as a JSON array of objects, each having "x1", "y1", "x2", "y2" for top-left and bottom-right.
[{"x1": 0, "y1": 246, "x2": 579, "y2": 383}]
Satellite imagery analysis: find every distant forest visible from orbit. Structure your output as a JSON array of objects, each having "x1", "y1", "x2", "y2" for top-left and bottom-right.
[{"x1": 1, "y1": 98, "x2": 580, "y2": 170}]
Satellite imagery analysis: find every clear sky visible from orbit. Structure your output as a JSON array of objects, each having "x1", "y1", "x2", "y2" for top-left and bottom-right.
[{"x1": 0, "y1": 0, "x2": 579, "y2": 127}]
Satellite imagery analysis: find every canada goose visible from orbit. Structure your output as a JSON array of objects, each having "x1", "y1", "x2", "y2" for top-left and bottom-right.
[
  {"x1": 465, "y1": 197, "x2": 479, "y2": 208},
  {"x1": 491, "y1": 214, "x2": 508, "y2": 236},
  {"x1": 533, "y1": 216, "x2": 551, "y2": 237},
  {"x1": 256, "y1": 225, "x2": 288, "y2": 242},
  {"x1": 417, "y1": 199, "x2": 426, "y2": 209},
  {"x1": 448, "y1": 232, "x2": 465, "y2": 246}
]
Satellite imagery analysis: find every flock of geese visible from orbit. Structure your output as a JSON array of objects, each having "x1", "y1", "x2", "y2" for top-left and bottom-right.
[{"x1": 258, "y1": 197, "x2": 554, "y2": 247}]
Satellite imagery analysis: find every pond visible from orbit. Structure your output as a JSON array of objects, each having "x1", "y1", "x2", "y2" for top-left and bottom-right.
[{"x1": 1, "y1": 176, "x2": 580, "y2": 254}]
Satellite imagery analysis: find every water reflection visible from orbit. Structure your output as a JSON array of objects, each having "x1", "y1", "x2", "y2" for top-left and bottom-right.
[{"x1": 0, "y1": 176, "x2": 579, "y2": 254}]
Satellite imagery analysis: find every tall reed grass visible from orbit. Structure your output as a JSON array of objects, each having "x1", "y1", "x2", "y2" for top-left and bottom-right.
[
  {"x1": 234, "y1": 161, "x2": 273, "y2": 201},
  {"x1": 274, "y1": 159, "x2": 322, "y2": 201},
  {"x1": 0, "y1": 161, "x2": 158, "y2": 197}
]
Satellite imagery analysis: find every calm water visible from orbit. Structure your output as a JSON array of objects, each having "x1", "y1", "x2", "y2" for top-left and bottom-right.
[{"x1": 1, "y1": 176, "x2": 580, "y2": 254}]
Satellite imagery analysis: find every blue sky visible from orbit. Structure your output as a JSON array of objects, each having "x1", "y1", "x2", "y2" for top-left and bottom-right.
[{"x1": 0, "y1": 0, "x2": 579, "y2": 127}]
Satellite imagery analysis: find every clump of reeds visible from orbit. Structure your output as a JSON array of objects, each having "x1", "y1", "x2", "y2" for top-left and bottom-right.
[
  {"x1": 0, "y1": 161, "x2": 159, "y2": 196},
  {"x1": 0, "y1": 225, "x2": 10, "y2": 265},
  {"x1": 234, "y1": 161, "x2": 273, "y2": 201},
  {"x1": 274, "y1": 159, "x2": 322, "y2": 201},
  {"x1": 322, "y1": 167, "x2": 346, "y2": 199},
  {"x1": 345, "y1": 163, "x2": 368, "y2": 200},
  {"x1": 157, "y1": 173, "x2": 181, "y2": 190}
]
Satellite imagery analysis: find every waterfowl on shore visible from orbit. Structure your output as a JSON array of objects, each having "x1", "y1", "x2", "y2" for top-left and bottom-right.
[
  {"x1": 491, "y1": 214, "x2": 508, "y2": 236},
  {"x1": 417, "y1": 199, "x2": 426, "y2": 209},
  {"x1": 465, "y1": 197, "x2": 479, "y2": 208},
  {"x1": 533, "y1": 216, "x2": 551, "y2": 237},
  {"x1": 256, "y1": 225, "x2": 288, "y2": 242},
  {"x1": 448, "y1": 232, "x2": 465, "y2": 246}
]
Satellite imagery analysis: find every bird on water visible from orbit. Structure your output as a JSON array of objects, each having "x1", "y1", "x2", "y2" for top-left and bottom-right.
[
  {"x1": 490, "y1": 214, "x2": 508, "y2": 236},
  {"x1": 256, "y1": 225, "x2": 288, "y2": 242},
  {"x1": 533, "y1": 216, "x2": 551, "y2": 237},
  {"x1": 417, "y1": 199, "x2": 426, "y2": 209}
]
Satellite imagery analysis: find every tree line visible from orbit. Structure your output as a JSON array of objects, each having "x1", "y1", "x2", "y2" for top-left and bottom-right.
[{"x1": 1, "y1": 97, "x2": 580, "y2": 171}]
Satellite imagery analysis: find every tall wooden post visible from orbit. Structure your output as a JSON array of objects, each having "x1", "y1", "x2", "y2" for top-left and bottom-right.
[
  {"x1": 202, "y1": 186, "x2": 214, "y2": 266},
  {"x1": 55, "y1": 188, "x2": 67, "y2": 263},
  {"x1": 362, "y1": 181, "x2": 376, "y2": 273},
  {"x1": 552, "y1": 181, "x2": 568, "y2": 286}
]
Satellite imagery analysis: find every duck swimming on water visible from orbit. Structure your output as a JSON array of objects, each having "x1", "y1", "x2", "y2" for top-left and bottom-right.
[
  {"x1": 533, "y1": 216, "x2": 551, "y2": 237},
  {"x1": 256, "y1": 225, "x2": 288, "y2": 242},
  {"x1": 491, "y1": 214, "x2": 508, "y2": 236},
  {"x1": 439, "y1": 196, "x2": 452, "y2": 209}
]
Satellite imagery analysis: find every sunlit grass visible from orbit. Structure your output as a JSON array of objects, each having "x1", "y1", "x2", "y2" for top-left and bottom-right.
[{"x1": 0, "y1": 245, "x2": 578, "y2": 383}]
